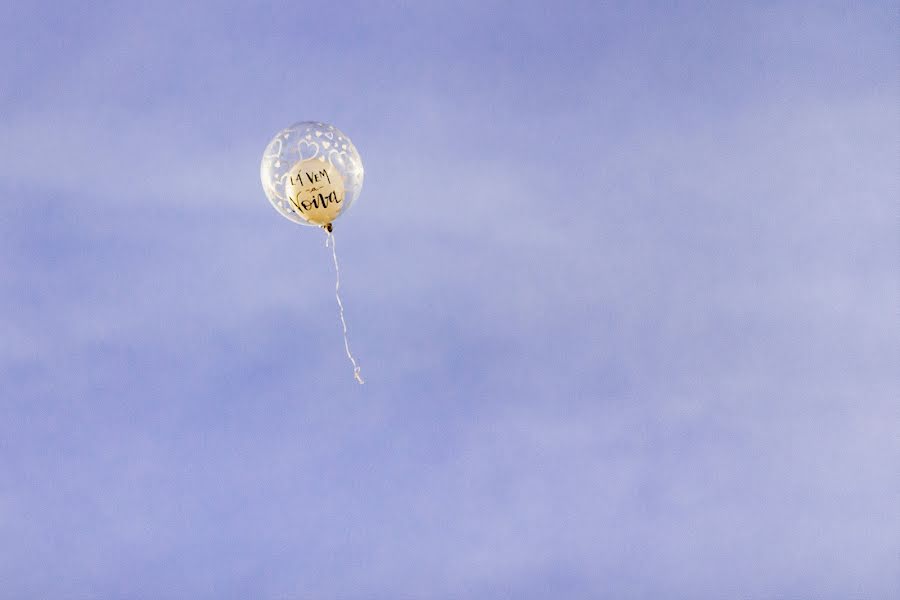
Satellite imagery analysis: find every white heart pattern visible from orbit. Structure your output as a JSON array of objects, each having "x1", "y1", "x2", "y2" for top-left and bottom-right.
[
  {"x1": 296, "y1": 140, "x2": 320, "y2": 161},
  {"x1": 327, "y1": 149, "x2": 347, "y2": 169},
  {"x1": 263, "y1": 137, "x2": 282, "y2": 159}
]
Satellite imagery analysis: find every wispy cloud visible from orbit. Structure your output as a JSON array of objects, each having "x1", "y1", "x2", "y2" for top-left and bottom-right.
[{"x1": 1, "y1": 2, "x2": 897, "y2": 598}]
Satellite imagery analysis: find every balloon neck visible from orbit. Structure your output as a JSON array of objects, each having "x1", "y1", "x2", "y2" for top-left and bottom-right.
[{"x1": 322, "y1": 223, "x2": 333, "y2": 233}]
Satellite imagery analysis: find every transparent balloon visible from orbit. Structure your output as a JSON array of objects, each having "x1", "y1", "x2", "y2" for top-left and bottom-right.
[{"x1": 260, "y1": 122, "x2": 364, "y2": 227}]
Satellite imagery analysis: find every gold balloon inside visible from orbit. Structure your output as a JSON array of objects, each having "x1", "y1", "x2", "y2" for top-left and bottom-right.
[{"x1": 284, "y1": 158, "x2": 346, "y2": 226}]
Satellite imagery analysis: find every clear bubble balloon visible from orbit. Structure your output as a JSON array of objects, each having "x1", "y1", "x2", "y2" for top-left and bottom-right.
[{"x1": 260, "y1": 122, "x2": 364, "y2": 227}]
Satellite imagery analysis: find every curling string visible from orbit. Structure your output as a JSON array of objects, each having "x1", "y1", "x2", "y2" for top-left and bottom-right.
[{"x1": 325, "y1": 226, "x2": 364, "y2": 384}]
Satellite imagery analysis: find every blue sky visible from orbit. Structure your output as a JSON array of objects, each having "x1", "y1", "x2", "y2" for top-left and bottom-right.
[{"x1": 1, "y1": 1, "x2": 897, "y2": 598}]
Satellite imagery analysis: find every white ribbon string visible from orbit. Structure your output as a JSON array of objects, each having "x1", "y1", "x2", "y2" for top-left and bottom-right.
[{"x1": 325, "y1": 228, "x2": 364, "y2": 384}]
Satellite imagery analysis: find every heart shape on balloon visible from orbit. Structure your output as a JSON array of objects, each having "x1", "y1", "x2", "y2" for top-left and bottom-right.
[
  {"x1": 327, "y1": 149, "x2": 348, "y2": 169},
  {"x1": 296, "y1": 140, "x2": 320, "y2": 161},
  {"x1": 263, "y1": 137, "x2": 282, "y2": 160}
]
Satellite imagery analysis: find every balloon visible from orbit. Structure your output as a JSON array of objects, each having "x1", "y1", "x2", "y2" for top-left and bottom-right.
[
  {"x1": 260, "y1": 122, "x2": 364, "y2": 227},
  {"x1": 260, "y1": 121, "x2": 367, "y2": 384}
]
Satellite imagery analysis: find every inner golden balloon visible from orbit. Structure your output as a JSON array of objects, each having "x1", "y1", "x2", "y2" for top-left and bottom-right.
[{"x1": 284, "y1": 158, "x2": 345, "y2": 226}]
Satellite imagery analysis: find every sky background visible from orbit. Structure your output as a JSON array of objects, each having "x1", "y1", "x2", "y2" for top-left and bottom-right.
[{"x1": 1, "y1": 1, "x2": 898, "y2": 598}]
